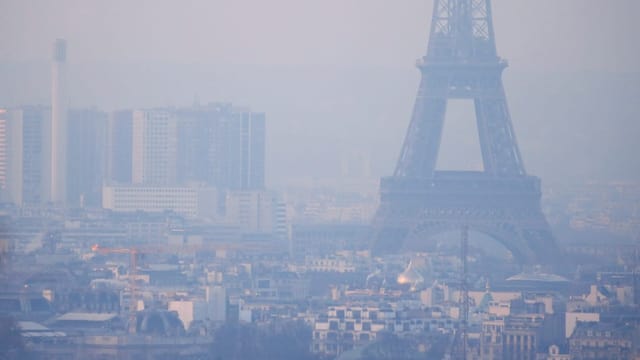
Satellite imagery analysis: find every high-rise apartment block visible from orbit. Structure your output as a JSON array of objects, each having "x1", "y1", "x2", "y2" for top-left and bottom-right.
[
  {"x1": 111, "y1": 103, "x2": 265, "y2": 190},
  {"x1": 100, "y1": 104, "x2": 267, "y2": 221},
  {"x1": 0, "y1": 107, "x2": 51, "y2": 206},
  {"x1": 174, "y1": 107, "x2": 211, "y2": 185},
  {"x1": 132, "y1": 109, "x2": 178, "y2": 185},
  {"x1": 2, "y1": 41, "x2": 266, "y2": 218},
  {"x1": 175, "y1": 103, "x2": 265, "y2": 190},
  {"x1": 2, "y1": 38, "x2": 266, "y2": 216},
  {"x1": 221, "y1": 108, "x2": 265, "y2": 190},
  {"x1": 66, "y1": 108, "x2": 107, "y2": 207},
  {"x1": 106, "y1": 110, "x2": 133, "y2": 184}
]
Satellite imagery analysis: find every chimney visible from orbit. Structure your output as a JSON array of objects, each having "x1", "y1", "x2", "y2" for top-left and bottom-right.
[{"x1": 51, "y1": 39, "x2": 67, "y2": 205}]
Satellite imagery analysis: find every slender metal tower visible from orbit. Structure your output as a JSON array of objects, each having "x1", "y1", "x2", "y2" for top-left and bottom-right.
[
  {"x1": 459, "y1": 225, "x2": 469, "y2": 359},
  {"x1": 370, "y1": 0, "x2": 560, "y2": 265},
  {"x1": 51, "y1": 39, "x2": 67, "y2": 205}
]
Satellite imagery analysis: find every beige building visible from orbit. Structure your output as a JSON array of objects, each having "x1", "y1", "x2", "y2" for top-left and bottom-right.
[
  {"x1": 102, "y1": 186, "x2": 217, "y2": 218},
  {"x1": 313, "y1": 305, "x2": 386, "y2": 356},
  {"x1": 168, "y1": 300, "x2": 208, "y2": 330},
  {"x1": 565, "y1": 312, "x2": 599, "y2": 338},
  {"x1": 132, "y1": 109, "x2": 178, "y2": 185},
  {"x1": 225, "y1": 190, "x2": 279, "y2": 233},
  {"x1": 481, "y1": 319, "x2": 505, "y2": 360},
  {"x1": 0, "y1": 107, "x2": 51, "y2": 206},
  {"x1": 480, "y1": 315, "x2": 545, "y2": 360}
]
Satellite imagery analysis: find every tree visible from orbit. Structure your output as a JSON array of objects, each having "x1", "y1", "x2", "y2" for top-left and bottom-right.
[
  {"x1": 360, "y1": 332, "x2": 449, "y2": 360},
  {"x1": 361, "y1": 333, "x2": 423, "y2": 360},
  {"x1": 209, "y1": 320, "x2": 324, "y2": 360}
]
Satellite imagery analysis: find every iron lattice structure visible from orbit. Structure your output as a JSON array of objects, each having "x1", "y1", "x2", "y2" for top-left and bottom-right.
[{"x1": 371, "y1": 0, "x2": 560, "y2": 265}]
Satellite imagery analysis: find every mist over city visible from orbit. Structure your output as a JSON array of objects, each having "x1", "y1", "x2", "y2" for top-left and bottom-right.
[{"x1": 1, "y1": 1, "x2": 639, "y2": 359}]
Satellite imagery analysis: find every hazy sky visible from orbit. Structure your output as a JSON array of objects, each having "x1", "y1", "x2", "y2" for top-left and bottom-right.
[
  {"x1": 1, "y1": 0, "x2": 639, "y2": 71},
  {"x1": 1, "y1": 1, "x2": 639, "y2": 186}
]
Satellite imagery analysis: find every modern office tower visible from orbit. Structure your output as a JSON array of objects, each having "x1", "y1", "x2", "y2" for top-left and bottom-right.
[
  {"x1": 0, "y1": 107, "x2": 51, "y2": 206},
  {"x1": 232, "y1": 109, "x2": 265, "y2": 190},
  {"x1": 175, "y1": 107, "x2": 214, "y2": 185},
  {"x1": 50, "y1": 38, "x2": 68, "y2": 205},
  {"x1": 211, "y1": 106, "x2": 265, "y2": 190},
  {"x1": 174, "y1": 103, "x2": 266, "y2": 190},
  {"x1": 108, "y1": 104, "x2": 264, "y2": 191},
  {"x1": 132, "y1": 109, "x2": 178, "y2": 185},
  {"x1": 66, "y1": 108, "x2": 107, "y2": 207},
  {"x1": 106, "y1": 110, "x2": 133, "y2": 184}
]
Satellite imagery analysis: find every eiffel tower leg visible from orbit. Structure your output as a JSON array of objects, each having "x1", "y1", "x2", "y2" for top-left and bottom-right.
[
  {"x1": 395, "y1": 82, "x2": 448, "y2": 178},
  {"x1": 475, "y1": 94, "x2": 524, "y2": 177},
  {"x1": 370, "y1": 0, "x2": 563, "y2": 268}
]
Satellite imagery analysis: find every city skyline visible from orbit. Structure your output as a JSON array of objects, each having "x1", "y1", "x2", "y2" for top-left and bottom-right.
[
  {"x1": 1, "y1": 1, "x2": 639, "y2": 187},
  {"x1": 0, "y1": 1, "x2": 639, "y2": 359}
]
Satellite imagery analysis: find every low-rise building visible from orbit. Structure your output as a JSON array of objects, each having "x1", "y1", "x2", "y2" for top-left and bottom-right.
[
  {"x1": 253, "y1": 272, "x2": 309, "y2": 301},
  {"x1": 312, "y1": 305, "x2": 385, "y2": 356},
  {"x1": 569, "y1": 322, "x2": 633, "y2": 360},
  {"x1": 312, "y1": 304, "x2": 456, "y2": 357},
  {"x1": 565, "y1": 312, "x2": 600, "y2": 338},
  {"x1": 479, "y1": 314, "x2": 546, "y2": 360},
  {"x1": 102, "y1": 185, "x2": 217, "y2": 218}
]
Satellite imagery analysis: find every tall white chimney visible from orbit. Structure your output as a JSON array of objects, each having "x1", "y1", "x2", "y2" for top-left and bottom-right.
[{"x1": 51, "y1": 39, "x2": 67, "y2": 205}]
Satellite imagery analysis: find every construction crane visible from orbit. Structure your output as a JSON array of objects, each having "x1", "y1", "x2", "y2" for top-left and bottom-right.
[
  {"x1": 91, "y1": 244, "x2": 152, "y2": 334},
  {"x1": 91, "y1": 241, "x2": 270, "y2": 333}
]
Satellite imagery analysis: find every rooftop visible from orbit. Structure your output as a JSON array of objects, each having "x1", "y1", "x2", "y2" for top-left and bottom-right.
[
  {"x1": 17, "y1": 321, "x2": 66, "y2": 337},
  {"x1": 56, "y1": 312, "x2": 118, "y2": 322},
  {"x1": 506, "y1": 272, "x2": 569, "y2": 283}
]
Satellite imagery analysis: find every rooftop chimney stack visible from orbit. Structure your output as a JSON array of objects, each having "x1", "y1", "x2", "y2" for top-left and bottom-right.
[{"x1": 51, "y1": 38, "x2": 67, "y2": 205}]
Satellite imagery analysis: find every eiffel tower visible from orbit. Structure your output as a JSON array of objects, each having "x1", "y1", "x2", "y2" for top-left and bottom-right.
[{"x1": 370, "y1": 0, "x2": 560, "y2": 265}]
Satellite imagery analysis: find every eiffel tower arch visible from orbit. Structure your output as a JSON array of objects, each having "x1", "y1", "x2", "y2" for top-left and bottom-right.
[{"x1": 370, "y1": 0, "x2": 561, "y2": 265}]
